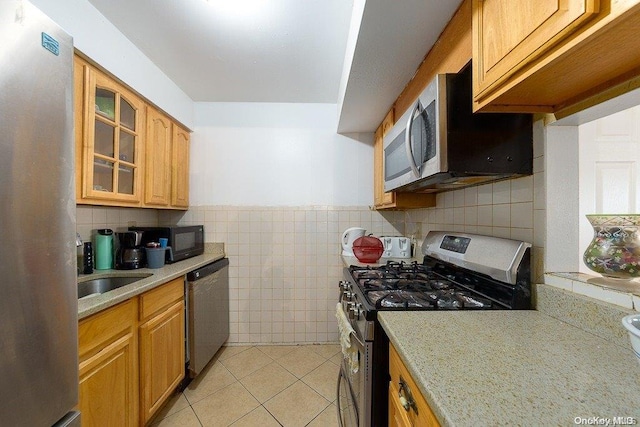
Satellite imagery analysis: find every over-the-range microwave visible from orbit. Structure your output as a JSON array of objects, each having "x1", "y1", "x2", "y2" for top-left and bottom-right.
[
  {"x1": 384, "y1": 63, "x2": 533, "y2": 193},
  {"x1": 129, "y1": 225, "x2": 204, "y2": 263}
]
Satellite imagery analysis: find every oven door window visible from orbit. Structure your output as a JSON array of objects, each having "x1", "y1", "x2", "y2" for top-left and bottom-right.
[
  {"x1": 409, "y1": 99, "x2": 437, "y2": 173},
  {"x1": 337, "y1": 363, "x2": 359, "y2": 427}
]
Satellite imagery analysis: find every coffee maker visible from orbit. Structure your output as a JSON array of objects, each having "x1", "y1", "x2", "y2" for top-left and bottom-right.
[{"x1": 115, "y1": 231, "x2": 146, "y2": 269}]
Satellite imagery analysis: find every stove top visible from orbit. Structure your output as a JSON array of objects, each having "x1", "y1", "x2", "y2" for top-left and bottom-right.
[
  {"x1": 350, "y1": 261, "x2": 497, "y2": 310},
  {"x1": 344, "y1": 231, "x2": 533, "y2": 315}
]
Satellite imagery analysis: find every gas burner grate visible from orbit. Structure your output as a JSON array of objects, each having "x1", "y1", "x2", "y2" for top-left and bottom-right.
[{"x1": 371, "y1": 290, "x2": 437, "y2": 309}]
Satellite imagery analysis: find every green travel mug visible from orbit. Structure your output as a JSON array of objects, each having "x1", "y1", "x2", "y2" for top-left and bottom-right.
[{"x1": 95, "y1": 229, "x2": 114, "y2": 270}]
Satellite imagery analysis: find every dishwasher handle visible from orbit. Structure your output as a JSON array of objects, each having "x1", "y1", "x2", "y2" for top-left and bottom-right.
[{"x1": 187, "y1": 258, "x2": 229, "y2": 281}]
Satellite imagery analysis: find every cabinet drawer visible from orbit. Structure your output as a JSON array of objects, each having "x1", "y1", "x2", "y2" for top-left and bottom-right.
[
  {"x1": 78, "y1": 299, "x2": 136, "y2": 359},
  {"x1": 389, "y1": 343, "x2": 440, "y2": 427},
  {"x1": 139, "y1": 278, "x2": 184, "y2": 321}
]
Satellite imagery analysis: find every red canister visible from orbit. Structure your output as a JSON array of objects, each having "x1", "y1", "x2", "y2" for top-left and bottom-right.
[{"x1": 352, "y1": 235, "x2": 384, "y2": 263}]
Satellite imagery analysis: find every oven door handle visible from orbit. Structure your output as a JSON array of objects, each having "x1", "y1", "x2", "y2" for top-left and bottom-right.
[
  {"x1": 336, "y1": 363, "x2": 360, "y2": 427},
  {"x1": 404, "y1": 100, "x2": 422, "y2": 179},
  {"x1": 336, "y1": 369, "x2": 344, "y2": 427}
]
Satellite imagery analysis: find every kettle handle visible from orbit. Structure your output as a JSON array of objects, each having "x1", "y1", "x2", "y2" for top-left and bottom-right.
[
  {"x1": 342, "y1": 227, "x2": 364, "y2": 250},
  {"x1": 341, "y1": 228, "x2": 352, "y2": 248}
]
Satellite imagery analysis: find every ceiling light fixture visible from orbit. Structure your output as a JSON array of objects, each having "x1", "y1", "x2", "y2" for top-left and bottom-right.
[{"x1": 205, "y1": 0, "x2": 268, "y2": 20}]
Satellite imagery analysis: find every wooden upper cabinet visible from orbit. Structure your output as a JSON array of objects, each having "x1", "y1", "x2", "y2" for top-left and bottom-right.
[
  {"x1": 75, "y1": 54, "x2": 191, "y2": 209},
  {"x1": 144, "y1": 108, "x2": 190, "y2": 209},
  {"x1": 474, "y1": 0, "x2": 599, "y2": 99},
  {"x1": 145, "y1": 107, "x2": 172, "y2": 206},
  {"x1": 472, "y1": 0, "x2": 640, "y2": 115},
  {"x1": 76, "y1": 56, "x2": 145, "y2": 206},
  {"x1": 171, "y1": 125, "x2": 190, "y2": 208}
]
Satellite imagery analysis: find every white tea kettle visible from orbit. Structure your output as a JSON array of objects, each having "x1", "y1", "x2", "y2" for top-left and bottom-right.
[{"x1": 341, "y1": 227, "x2": 366, "y2": 256}]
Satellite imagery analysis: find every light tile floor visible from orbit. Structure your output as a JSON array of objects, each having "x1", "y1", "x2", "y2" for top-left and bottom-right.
[{"x1": 152, "y1": 344, "x2": 342, "y2": 427}]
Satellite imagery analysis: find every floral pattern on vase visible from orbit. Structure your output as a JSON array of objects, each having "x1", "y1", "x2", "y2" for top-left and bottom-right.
[{"x1": 583, "y1": 215, "x2": 640, "y2": 279}]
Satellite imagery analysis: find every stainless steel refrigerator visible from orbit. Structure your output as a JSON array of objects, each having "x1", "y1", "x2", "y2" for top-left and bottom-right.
[{"x1": 0, "y1": 1, "x2": 80, "y2": 425}]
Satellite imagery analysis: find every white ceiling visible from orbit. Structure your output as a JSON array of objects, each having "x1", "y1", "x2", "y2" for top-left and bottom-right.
[{"x1": 87, "y1": 0, "x2": 462, "y2": 132}]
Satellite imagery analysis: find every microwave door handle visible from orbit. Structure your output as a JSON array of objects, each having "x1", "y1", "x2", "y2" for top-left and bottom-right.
[{"x1": 404, "y1": 101, "x2": 421, "y2": 178}]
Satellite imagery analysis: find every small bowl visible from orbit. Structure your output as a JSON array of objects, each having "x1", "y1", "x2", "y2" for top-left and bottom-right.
[{"x1": 621, "y1": 314, "x2": 640, "y2": 366}]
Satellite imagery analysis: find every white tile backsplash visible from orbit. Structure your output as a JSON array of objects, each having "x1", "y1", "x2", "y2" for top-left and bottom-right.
[
  {"x1": 511, "y1": 175, "x2": 533, "y2": 203},
  {"x1": 477, "y1": 205, "x2": 493, "y2": 226},
  {"x1": 511, "y1": 202, "x2": 533, "y2": 228},
  {"x1": 477, "y1": 185, "x2": 493, "y2": 205},
  {"x1": 492, "y1": 204, "x2": 511, "y2": 227},
  {"x1": 492, "y1": 180, "x2": 511, "y2": 204},
  {"x1": 164, "y1": 206, "x2": 404, "y2": 345},
  {"x1": 464, "y1": 187, "x2": 478, "y2": 206},
  {"x1": 76, "y1": 205, "x2": 159, "y2": 242},
  {"x1": 454, "y1": 190, "x2": 465, "y2": 207}
]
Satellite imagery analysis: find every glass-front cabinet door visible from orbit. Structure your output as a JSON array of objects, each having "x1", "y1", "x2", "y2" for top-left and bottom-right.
[{"x1": 82, "y1": 67, "x2": 144, "y2": 204}]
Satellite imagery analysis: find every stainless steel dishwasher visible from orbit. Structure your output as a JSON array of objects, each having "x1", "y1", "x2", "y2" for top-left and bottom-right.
[{"x1": 186, "y1": 258, "x2": 229, "y2": 378}]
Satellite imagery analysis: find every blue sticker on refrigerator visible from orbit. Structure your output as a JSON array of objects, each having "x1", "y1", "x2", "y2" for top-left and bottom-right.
[{"x1": 41, "y1": 32, "x2": 59, "y2": 56}]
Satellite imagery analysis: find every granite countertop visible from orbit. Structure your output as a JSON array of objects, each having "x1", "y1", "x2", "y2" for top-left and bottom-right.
[
  {"x1": 378, "y1": 310, "x2": 640, "y2": 427},
  {"x1": 77, "y1": 244, "x2": 225, "y2": 320}
]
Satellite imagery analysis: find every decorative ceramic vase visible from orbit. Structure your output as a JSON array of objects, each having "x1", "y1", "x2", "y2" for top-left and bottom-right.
[{"x1": 583, "y1": 215, "x2": 640, "y2": 279}]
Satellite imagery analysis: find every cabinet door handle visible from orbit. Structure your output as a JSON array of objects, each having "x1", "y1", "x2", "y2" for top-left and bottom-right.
[{"x1": 398, "y1": 375, "x2": 418, "y2": 415}]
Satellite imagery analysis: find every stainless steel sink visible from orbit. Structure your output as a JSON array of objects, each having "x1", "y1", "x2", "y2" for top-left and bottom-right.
[{"x1": 77, "y1": 275, "x2": 151, "y2": 299}]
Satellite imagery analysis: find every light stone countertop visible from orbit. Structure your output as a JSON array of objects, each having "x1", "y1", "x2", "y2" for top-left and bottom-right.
[
  {"x1": 378, "y1": 310, "x2": 640, "y2": 427},
  {"x1": 77, "y1": 243, "x2": 225, "y2": 319}
]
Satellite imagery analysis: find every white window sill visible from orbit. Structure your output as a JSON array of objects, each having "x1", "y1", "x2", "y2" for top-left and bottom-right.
[{"x1": 544, "y1": 272, "x2": 640, "y2": 310}]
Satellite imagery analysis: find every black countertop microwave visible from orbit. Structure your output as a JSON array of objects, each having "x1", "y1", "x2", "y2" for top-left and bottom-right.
[{"x1": 129, "y1": 225, "x2": 204, "y2": 263}]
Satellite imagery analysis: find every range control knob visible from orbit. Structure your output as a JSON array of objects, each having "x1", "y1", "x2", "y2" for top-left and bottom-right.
[
  {"x1": 347, "y1": 302, "x2": 356, "y2": 319},
  {"x1": 349, "y1": 303, "x2": 363, "y2": 320},
  {"x1": 343, "y1": 290, "x2": 354, "y2": 302}
]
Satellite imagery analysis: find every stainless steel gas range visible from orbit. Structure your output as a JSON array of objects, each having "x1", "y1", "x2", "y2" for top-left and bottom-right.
[{"x1": 336, "y1": 231, "x2": 532, "y2": 427}]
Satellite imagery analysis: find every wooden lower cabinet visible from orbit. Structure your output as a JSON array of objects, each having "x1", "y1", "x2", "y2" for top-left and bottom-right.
[
  {"x1": 78, "y1": 300, "x2": 139, "y2": 427},
  {"x1": 389, "y1": 380, "x2": 413, "y2": 427},
  {"x1": 78, "y1": 279, "x2": 185, "y2": 426},
  {"x1": 389, "y1": 343, "x2": 440, "y2": 427},
  {"x1": 139, "y1": 278, "x2": 185, "y2": 425}
]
